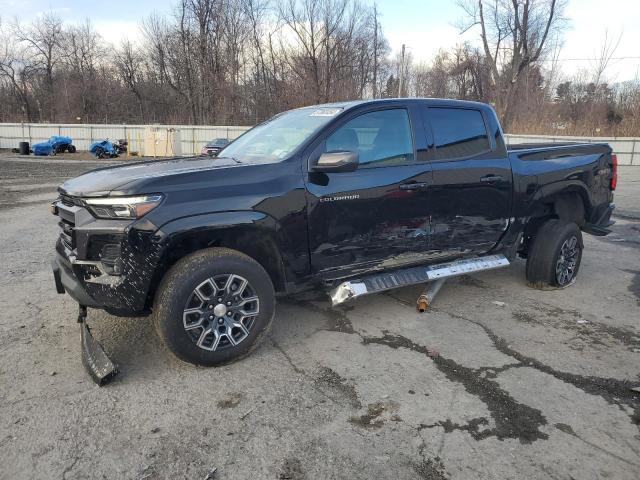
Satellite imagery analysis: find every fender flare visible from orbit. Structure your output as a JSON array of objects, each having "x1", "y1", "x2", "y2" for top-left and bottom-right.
[
  {"x1": 146, "y1": 211, "x2": 289, "y2": 306},
  {"x1": 155, "y1": 210, "x2": 278, "y2": 240}
]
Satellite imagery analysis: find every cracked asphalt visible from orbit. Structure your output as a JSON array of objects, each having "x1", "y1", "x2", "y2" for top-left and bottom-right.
[{"x1": 1, "y1": 155, "x2": 639, "y2": 480}]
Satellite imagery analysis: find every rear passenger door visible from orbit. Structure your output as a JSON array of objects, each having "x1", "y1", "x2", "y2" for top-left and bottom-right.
[{"x1": 424, "y1": 106, "x2": 512, "y2": 258}]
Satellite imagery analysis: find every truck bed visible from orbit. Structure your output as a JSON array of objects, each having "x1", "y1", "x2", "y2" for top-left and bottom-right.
[{"x1": 507, "y1": 142, "x2": 611, "y2": 159}]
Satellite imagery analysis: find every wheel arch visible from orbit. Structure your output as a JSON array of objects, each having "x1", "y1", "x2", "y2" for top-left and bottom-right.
[
  {"x1": 146, "y1": 212, "x2": 287, "y2": 310},
  {"x1": 520, "y1": 188, "x2": 589, "y2": 257},
  {"x1": 530, "y1": 183, "x2": 591, "y2": 225}
]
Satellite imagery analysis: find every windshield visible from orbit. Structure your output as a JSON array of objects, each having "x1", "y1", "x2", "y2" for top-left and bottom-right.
[{"x1": 219, "y1": 106, "x2": 343, "y2": 164}]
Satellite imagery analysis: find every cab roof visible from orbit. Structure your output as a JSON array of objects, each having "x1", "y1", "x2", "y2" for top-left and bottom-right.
[{"x1": 307, "y1": 97, "x2": 494, "y2": 112}]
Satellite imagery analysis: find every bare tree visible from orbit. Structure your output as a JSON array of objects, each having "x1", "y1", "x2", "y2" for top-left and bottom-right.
[
  {"x1": 1, "y1": 0, "x2": 638, "y2": 136},
  {"x1": 62, "y1": 20, "x2": 105, "y2": 121},
  {"x1": 0, "y1": 20, "x2": 36, "y2": 121},
  {"x1": 458, "y1": 0, "x2": 567, "y2": 129},
  {"x1": 12, "y1": 13, "x2": 64, "y2": 121},
  {"x1": 114, "y1": 40, "x2": 147, "y2": 123},
  {"x1": 591, "y1": 30, "x2": 622, "y2": 87}
]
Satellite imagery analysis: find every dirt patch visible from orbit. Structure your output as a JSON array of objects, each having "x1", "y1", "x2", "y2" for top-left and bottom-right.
[
  {"x1": 314, "y1": 367, "x2": 361, "y2": 408},
  {"x1": 413, "y1": 456, "x2": 449, "y2": 480},
  {"x1": 278, "y1": 457, "x2": 305, "y2": 480},
  {"x1": 514, "y1": 301, "x2": 640, "y2": 351},
  {"x1": 349, "y1": 401, "x2": 400, "y2": 429},
  {"x1": 624, "y1": 270, "x2": 640, "y2": 305},
  {"x1": 512, "y1": 310, "x2": 537, "y2": 324},
  {"x1": 216, "y1": 392, "x2": 243, "y2": 409},
  {"x1": 455, "y1": 275, "x2": 489, "y2": 289},
  {"x1": 325, "y1": 309, "x2": 355, "y2": 334}
]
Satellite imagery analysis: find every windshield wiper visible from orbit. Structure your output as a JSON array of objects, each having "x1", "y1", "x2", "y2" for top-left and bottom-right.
[{"x1": 216, "y1": 156, "x2": 242, "y2": 164}]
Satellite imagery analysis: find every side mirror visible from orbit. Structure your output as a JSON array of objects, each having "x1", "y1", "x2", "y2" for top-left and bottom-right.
[{"x1": 311, "y1": 151, "x2": 359, "y2": 173}]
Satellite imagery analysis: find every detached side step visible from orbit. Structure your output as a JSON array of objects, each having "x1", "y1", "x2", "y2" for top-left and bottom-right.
[{"x1": 329, "y1": 254, "x2": 509, "y2": 306}]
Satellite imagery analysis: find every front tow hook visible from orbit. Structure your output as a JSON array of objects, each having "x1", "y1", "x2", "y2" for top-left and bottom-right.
[{"x1": 78, "y1": 305, "x2": 119, "y2": 386}]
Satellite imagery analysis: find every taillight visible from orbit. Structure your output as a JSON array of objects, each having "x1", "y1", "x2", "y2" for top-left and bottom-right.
[{"x1": 611, "y1": 153, "x2": 618, "y2": 190}]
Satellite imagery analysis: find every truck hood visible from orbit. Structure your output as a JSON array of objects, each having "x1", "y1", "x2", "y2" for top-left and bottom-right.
[{"x1": 60, "y1": 156, "x2": 243, "y2": 197}]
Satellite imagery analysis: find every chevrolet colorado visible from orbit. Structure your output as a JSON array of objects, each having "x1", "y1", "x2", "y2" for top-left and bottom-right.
[{"x1": 52, "y1": 99, "x2": 616, "y2": 367}]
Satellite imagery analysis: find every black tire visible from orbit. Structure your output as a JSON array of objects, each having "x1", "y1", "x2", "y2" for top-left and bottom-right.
[
  {"x1": 68, "y1": 145, "x2": 76, "y2": 153},
  {"x1": 526, "y1": 219, "x2": 583, "y2": 289},
  {"x1": 95, "y1": 147, "x2": 105, "y2": 158},
  {"x1": 153, "y1": 247, "x2": 275, "y2": 366}
]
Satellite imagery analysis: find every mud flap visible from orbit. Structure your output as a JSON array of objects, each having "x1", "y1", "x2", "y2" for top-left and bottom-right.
[{"x1": 79, "y1": 307, "x2": 118, "y2": 386}]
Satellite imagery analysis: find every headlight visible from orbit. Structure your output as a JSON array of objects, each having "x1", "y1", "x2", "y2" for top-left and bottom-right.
[{"x1": 84, "y1": 194, "x2": 163, "y2": 219}]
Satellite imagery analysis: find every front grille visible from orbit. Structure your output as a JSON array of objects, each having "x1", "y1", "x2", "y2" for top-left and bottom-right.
[
  {"x1": 60, "y1": 194, "x2": 76, "y2": 207},
  {"x1": 58, "y1": 219, "x2": 74, "y2": 250},
  {"x1": 56, "y1": 195, "x2": 78, "y2": 251}
]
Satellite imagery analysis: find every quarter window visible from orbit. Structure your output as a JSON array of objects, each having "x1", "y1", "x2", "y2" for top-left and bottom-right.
[
  {"x1": 326, "y1": 109, "x2": 414, "y2": 168},
  {"x1": 429, "y1": 108, "x2": 490, "y2": 160}
]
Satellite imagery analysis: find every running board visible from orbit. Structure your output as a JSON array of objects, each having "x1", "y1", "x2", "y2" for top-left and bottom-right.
[{"x1": 329, "y1": 254, "x2": 510, "y2": 306}]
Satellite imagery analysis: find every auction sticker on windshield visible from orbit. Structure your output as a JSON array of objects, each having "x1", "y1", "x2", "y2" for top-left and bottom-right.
[{"x1": 310, "y1": 108, "x2": 342, "y2": 117}]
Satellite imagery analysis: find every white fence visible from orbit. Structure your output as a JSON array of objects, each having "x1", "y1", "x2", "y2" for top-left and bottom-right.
[
  {"x1": 505, "y1": 134, "x2": 638, "y2": 165},
  {"x1": 0, "y1": 123, "x2": 250, "y2": 156},
  {"x1": 0, "y1": 123, "x2": 637, "y2": 164}
]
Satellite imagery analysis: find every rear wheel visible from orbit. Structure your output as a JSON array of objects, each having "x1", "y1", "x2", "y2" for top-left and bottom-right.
[
  {"x1": 154, "y1": 247, "x2": 275, "y2": 366},
  {"x1": 67, "y1": 145, "x2": 76, "y2": 153},
  {"x1": 526, "y1": 219, "x2": 583, "y2": 289}
]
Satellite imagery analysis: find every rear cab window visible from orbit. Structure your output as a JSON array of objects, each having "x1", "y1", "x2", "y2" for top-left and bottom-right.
[
  {"x1": 325, "y1": 108, "x2": 414, "y2": 168},
  {"x1": 428, "y1": 107, "x2": 491, "y2": 160}
]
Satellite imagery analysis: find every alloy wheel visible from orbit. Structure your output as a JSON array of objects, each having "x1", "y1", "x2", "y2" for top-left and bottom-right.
[
  {"x1": 182, "y1": 274, "x2": 259, "y2": 351},
  {"x1": 555, "y1": 236, "x2": 579, "y2": 285}
]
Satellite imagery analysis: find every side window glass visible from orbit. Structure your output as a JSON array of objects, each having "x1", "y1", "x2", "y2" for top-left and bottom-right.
[
  {"x1": 429, "y1": 108, "x2": 490, "y2": 160},
  {"x1": 326, "y1": 109, "x2": 414, "y2": 168}
]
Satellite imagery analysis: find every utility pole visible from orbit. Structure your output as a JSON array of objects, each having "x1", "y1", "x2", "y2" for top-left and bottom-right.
[
  {"x1": 398, "y1": 44, "x2": 405, "y2": 98},
  {"x1": 372, "y1": 3, "x2": 378, "y2": 99}
]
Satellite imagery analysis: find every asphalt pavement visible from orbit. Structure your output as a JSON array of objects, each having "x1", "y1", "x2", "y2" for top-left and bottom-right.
[{"x1": 0, "y1": 155, "x2": 639, "y2": 480}]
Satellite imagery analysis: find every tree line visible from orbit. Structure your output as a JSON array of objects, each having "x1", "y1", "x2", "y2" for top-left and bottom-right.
[{"x1": 0, "y1": 0, "x2": 638, "y2": 136}]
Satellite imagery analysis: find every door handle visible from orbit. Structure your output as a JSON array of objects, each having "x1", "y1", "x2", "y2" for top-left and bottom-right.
[
  {"x1": 399, "y1": 182, "x2": 429, "y2": 191},
  {"x1": 480, "y1": 175, "x2": 503, "y2": 183}
]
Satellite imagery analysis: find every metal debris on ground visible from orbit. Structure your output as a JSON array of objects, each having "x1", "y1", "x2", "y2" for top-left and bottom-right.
[
  {"x1": 417, "y1": 279, "x2": 447, "y2": 312},
  {"x1": 240, "y1": 408, "x2": 255, "y2": 420},
  {"x1": 492, "y1": 301, "x2": 507, "y2": 307},
  {"x1": 204, "y1": 467, "x2": 217, "y2": 480}
]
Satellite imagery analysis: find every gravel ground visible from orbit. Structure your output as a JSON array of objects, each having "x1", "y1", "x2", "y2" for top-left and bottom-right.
[{"x1": 0, "y1": 157, "x2": 639, "y2": 480}]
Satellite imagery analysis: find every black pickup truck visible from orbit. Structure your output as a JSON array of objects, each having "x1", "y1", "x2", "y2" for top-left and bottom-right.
[{"x1": 52, "y1": 99, "x2": 616, "y2": 368}]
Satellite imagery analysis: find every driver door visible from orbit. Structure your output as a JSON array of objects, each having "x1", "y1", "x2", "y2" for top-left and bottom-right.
[{"x1": 304, "y1": 105, "x2": 434, "y2": 279}]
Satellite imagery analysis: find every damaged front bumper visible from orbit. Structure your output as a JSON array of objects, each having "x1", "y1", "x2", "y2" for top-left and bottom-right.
[
  {"x1": 78, "y1": 305, "x2": 118, "y2": 385},
  {"x1": 52, "y1": 255, "x2": 100, "y2": 307},
  {"x1": 51, "y1": 196, "x2": 162, "y2": 316}
]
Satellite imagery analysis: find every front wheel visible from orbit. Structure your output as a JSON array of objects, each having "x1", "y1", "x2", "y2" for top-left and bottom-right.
[
  {"x1": 154, "y1": 247, "x2": 275, "y2": 366},
  {"x1": 526, "y1": 219, "x2": 583, "y2": 289}
]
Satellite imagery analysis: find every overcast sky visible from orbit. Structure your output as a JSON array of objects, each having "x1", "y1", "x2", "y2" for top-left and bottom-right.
[{"x1": 2, "y1": 0, "x2": 639, "y2": 82}]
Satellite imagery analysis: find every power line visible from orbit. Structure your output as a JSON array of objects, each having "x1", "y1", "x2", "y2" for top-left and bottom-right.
[{"x1": 538, "y1": 56, "x2": 640, "y2": 62}]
